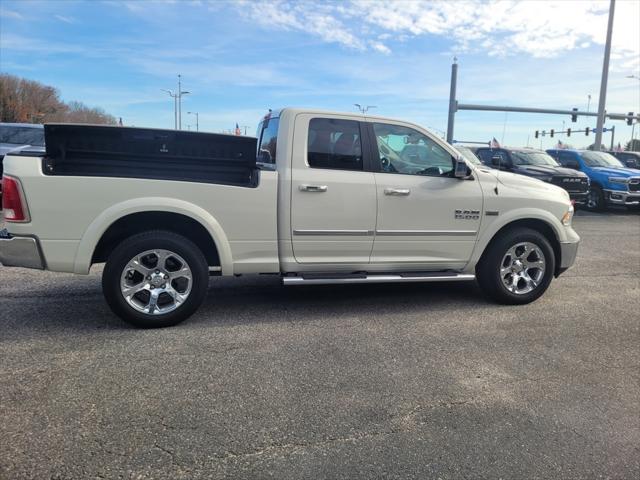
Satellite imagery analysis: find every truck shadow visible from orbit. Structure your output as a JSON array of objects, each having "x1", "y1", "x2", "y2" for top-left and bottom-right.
[{"x1": 0, "y1": 274, "x2": 492, "y2": 333}]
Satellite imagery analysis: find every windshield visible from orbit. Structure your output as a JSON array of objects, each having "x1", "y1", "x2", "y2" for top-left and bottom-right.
[
  {"x1": 511, "y1": 151, "x2": 559, "y2": 166},
  {"x1": 454, "y1": 146, "x2": 482, "y2": 165},
  {"x1": 0, "y1": 125, "x2": 45, "y2": 146},
  {"x1": 581, "y1": 151, "x2": 624, "y2": 168}
]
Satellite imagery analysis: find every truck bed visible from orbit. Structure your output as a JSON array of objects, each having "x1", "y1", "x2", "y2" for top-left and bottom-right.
[{"x1": 43, "y1": 124, "x2": 259, "y2": 188}]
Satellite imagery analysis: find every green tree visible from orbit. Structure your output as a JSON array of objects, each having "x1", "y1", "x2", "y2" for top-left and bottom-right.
[{"x1": 625, "y1": 139, "x2": 640, "y2": 152}]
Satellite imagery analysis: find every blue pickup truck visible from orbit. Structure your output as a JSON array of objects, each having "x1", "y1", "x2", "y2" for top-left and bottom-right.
[{"x1": 546, "y1": 149, "x2": 640, "y2": 211}]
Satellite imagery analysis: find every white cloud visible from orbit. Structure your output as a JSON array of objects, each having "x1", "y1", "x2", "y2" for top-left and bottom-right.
[
  {"x1": 0, "y1": 8, "x2": 23, "y2": 20},
  {"x1": 232, "y1": 0, "x2": 639, "y2": 72},
  {"x1": 54, "y1": 14, "x2": 75, "y2": 24}
]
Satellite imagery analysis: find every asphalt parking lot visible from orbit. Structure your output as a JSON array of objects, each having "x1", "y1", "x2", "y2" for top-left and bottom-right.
[{"x1": 1, "y1": 210, "x2": 639, "y2": 479}]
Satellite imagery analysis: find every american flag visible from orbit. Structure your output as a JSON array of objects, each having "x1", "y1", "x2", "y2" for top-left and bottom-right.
[
  {"x1": 556, "y1": 140, "x2": 564, "y2": 149},
  {"x1": 490, "y1": 137, "x2": 501, "y2": 148},
  {"x1": 235, "y1": 123, "x2": 241, "y2": 136}
]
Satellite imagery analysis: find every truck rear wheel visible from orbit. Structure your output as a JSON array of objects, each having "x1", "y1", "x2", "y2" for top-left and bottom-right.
[
  {"x1": 102, "y1": 230, "x2": 209, "y2": 328},
  {"x1": 476, "y1": 228, "x2": 555, "y2": 305}
]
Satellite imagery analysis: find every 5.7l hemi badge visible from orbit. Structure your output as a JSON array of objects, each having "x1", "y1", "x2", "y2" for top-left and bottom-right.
[{"x1": 455, "y1": 209, "x2": 480, "y2": 220}]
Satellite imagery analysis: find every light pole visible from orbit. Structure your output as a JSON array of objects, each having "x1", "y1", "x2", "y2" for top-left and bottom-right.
[
  {"x1": 177, "y1": 74, "x2": 190, "y2": 130},
  {"x1": 354, "y1": 104, "x2": 377, "y2": 114},
  {"x1": 594, "y1": 0, "x2": 615, "y2": 151},
  {"x1": 161, "y1": 89, "x2": 178, "y2": 129},
  {"x1": 587, "y1": 94, "x2": 591, "y2": 113},
  {"x1": 187, "y1": 111, "x2": 199, "y2": 132}
]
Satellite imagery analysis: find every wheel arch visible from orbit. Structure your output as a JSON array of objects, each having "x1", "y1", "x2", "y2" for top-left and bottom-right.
[
  {"x1": 72, "y1": 198, "x2": 233, "y2": 275},
  {"x1": 473, "y1": 216, "x2": 564, "y2": 277}
]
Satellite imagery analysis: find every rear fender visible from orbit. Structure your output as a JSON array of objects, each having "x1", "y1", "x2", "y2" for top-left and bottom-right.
[{"x1": 73, "y1": 197, "x2": 233, "y2": 275}]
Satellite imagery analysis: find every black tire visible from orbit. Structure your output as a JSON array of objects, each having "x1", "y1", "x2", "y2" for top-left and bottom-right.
[
  {"x1": 102, "y1": 230, "x2": 209, "y2": 328},
  {"x1": 476, "y1": 227, "x2": 556, "y2": 305},
  {"x1": 586, "y1": 185, "x2": 605, "y2": 211}
]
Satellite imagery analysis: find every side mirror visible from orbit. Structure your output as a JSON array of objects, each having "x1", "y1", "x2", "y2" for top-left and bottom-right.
[
  {"x1": 491, "y1": 155, "x2": 503, "y2": 168},
  {"x1": 625, "y1": 159, "x2": 636, "y2": 168},
  {"x1": 454, "y1": 156, "x2": 470, "y2": 178}
]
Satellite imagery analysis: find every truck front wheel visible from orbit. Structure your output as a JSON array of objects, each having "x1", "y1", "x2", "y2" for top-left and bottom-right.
[
  {"x1": 586, "y1": 186, "x2": 604, "y2": 211},
  {"x1": 476, "y1": 228, "x2": 555, "y2": 305},
  {"x1": 102, "y1": 231, "x2": 209, "y2": 328}
]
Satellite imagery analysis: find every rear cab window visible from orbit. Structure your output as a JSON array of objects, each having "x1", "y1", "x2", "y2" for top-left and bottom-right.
[{"x1": 256, "y1": 116, "x2": 279, "y2": 170}]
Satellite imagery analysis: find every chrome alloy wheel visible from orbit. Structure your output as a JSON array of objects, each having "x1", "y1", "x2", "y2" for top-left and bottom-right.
[
  {"x1": 500, "y1": 242, "x2": 546, "y2": 295},
  {"x1": 120, "y1": 249, "x2": 193, "y2": 315}
]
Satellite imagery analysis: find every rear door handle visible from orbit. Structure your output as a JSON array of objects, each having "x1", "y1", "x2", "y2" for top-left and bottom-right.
[
  {"x1": 384, "y1": 188, "x2": 410, "y2": 196},
  {"x1": 299, "y1": 184, "x2": 328, "y2": 192}
]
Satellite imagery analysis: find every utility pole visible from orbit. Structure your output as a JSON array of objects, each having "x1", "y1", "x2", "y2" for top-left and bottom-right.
[
  {"x1": 187, "y1": 111, "x2": 199, "y2": 131},
  {"x1": 610, "y1": 125, "x2": 615, "y2": 150},
  {"x1": 594, "y1": 0, "x2": 615, "y2": 151},
  {"x1": 446, "y1": 57, "x2": 458, "y2": 143}
]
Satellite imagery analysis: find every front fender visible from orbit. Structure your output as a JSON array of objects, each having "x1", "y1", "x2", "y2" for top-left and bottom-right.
[
  {"x1": 467, "y1": 207, "x2": 567, "y2": 269},
  {"x1": 72, "y1": 197, "x2": 233, "y2": 275}
]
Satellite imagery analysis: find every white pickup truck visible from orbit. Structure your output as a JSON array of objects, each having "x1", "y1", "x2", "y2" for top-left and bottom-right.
[{"x1": 0, "y1": 108, "x2": 579, "y2": 327}]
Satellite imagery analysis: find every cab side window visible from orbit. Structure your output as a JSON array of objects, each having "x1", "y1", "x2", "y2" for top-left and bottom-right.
[
  {"x1": 307, "y1": 118, "x2": 363, "y2": 171},
  {"x1": 372, "y1": 123, "x2": 454, "y2": 177}
]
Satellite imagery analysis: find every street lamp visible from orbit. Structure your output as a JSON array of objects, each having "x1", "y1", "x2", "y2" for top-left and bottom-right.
[
  {"x1": 187, "y1": 111, "x2": 199, "y2": 132},
  {"x1": 177, "y1": 74, "x2": 190, "y2": 130},
  {"x1": 354, "y1": 104, "x2": 377, "y2": 114},
  {"x1": 161, "y1": 89, "x2": 178, "y2": 129}
]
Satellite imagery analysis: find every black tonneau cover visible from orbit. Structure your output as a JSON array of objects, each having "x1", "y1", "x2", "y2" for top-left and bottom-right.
[{"x1": 43, "y1": 124, "x2": 259, "y2": 187}]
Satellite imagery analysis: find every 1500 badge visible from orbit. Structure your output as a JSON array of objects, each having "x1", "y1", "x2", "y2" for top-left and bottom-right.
[{"x1": 455, "y1": 209, "x2": 480, "y2": 220}]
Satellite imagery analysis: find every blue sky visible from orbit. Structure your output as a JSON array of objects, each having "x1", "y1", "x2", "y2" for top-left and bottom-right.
[{"x1": 1, "y1": 0, "x2": 639, "y2": 149}]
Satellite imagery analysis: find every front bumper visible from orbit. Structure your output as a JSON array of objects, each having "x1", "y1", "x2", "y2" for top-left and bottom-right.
[
  {"x1": 557, "y1": 239, "x2": 579, "y2": 276},
  {"x1": 0, "y1": 229, "x2": 45, "y2": 269},
  {"x1": 568, "y1": 191, "x2": 589, "y2": 204},
  {"x1": 604, "y1": 189, "x2": 640, "y2": 206}
]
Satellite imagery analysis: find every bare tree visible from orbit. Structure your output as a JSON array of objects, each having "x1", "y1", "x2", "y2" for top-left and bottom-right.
[{"x1": 0, "y1": 73, "x2": 116, "y2": 125}]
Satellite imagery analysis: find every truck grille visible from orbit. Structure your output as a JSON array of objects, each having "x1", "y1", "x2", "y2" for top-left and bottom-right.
[
  {"x1": 552, "y1": 176, "x2": 589, "y2": 193},
  {"x1": 629, "y1": 178, "x2": 640, "y2": 192}
]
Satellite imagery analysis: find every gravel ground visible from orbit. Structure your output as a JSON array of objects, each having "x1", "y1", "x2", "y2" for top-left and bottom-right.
[{"x1": 1, "y1": 210, "x2": 639, "y2": 479}]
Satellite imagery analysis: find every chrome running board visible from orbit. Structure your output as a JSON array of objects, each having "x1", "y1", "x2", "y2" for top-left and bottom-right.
[{"x1": 282, "y1": 272, "x2": 475, "y2": 286}]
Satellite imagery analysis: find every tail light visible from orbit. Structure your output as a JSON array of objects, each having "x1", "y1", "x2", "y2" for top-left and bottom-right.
[{"x1": 1, "y1": 176, "x2": 30, "y2": 222}]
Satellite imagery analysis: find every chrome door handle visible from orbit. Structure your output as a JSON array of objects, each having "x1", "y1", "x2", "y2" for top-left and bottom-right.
[
  {"x1": 384, "y1": 188, "x2": 411, "y2": 196},
  {"x1": 299, "y1": 184, "x2": 328, "y2": 192}
]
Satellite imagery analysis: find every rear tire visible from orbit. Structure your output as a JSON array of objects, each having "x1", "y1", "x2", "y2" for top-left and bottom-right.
[
  {"x1": 476, "y1": 228, "x2": 555, "y2": 305},
  {"x1": 586, "y1": 186, "x2": 605, "y2": 211},
  {"x1": 102, "y1": 230, "x2": 209, "y2": 328}
]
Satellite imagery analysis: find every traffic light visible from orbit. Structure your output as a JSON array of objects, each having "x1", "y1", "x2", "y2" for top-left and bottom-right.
[
  {"x1": 628, "y1": 113, "x2": 634, "y2": 126},
  {"x1": 535, "y1": 130, "x2": 539, "y2": 139},
  {"x1": 585, "y1": 127, "x2": 590, "y2": 136},
  {"x1": 571, "y1": 108, "x2": 578, "y2": 122},
  {"x1": 550, "y1": 129, "x2": 554, "y2": 138},
  {"x1": 567, "y1": 128, "x2": 571, "y2": 137}
]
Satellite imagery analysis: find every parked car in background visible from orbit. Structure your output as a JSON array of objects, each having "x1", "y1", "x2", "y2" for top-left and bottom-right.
[
  {"x1": 0, "y1": 123, "x2": 45, "y2": 195},
  {"x1": 0, "y1": 109, "x2": 579, "y2": 327},
  {"x1": 609, "y1": 150, "x2": 640, "y2": 169},
  {"x1": 546, "y1": 149, "x2": 640, "y2": 211},
  {"x1": 474, "y1": 147, "x2": 590, "y2": 205},
  {"x1": 453, "y1": 145, "x2": 485, "y2": 166}
]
